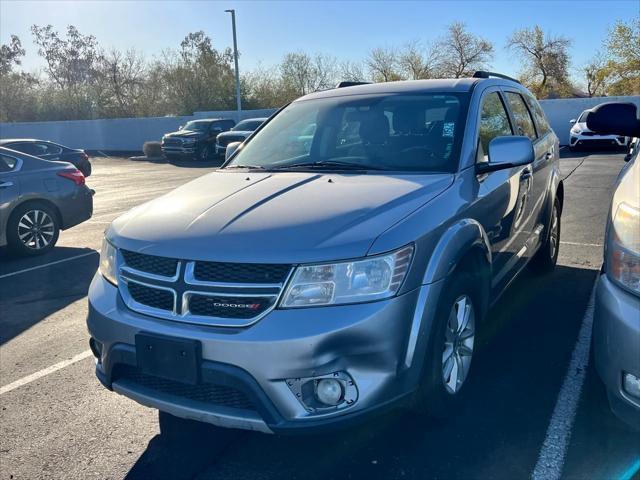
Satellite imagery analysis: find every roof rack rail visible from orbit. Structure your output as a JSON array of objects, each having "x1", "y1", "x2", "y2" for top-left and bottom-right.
[
  {"x1": 472, "y1": 71, "x2": 521, "y2": 84},
  {"x1": 335, "y1": 81, "x2": 372, "y2": 88}
]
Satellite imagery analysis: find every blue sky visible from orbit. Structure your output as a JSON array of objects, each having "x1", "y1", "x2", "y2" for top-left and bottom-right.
[{"x1": 1, "y1": 0, "x2": 637, "y2": 84}]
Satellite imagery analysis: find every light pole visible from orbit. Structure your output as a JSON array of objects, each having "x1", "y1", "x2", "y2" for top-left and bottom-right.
[{"x1": 225, "y1": 9, "x2": 242, "y2": 117}]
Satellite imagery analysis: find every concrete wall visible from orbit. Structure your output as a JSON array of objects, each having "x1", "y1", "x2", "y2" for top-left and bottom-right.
[
  {"x1": 1, "y1": 96, "x2": 639, "y2": 151},
  {"x1": 539, "y1": 95, "x2": 640, "y2": 145},
  {"x1": 0, "y1": 109, "x2": 277, "y2": 152}
]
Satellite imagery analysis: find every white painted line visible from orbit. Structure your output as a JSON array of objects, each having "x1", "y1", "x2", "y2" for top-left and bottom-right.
[
  {"x1": 531, "y1": 282, "x2": 596, "y2": 480},
  {"x1": 0, "y1": 350, "x2": 93, "y2": 395},
  {"x1": 560, "y1": 241, "x2": 604, "y2": 248},
  {"x1": 0, "y1": 251, "x2": 98, "y2": 279}
]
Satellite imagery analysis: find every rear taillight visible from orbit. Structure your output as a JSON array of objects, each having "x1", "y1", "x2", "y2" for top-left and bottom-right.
[{"x1": 57, "y1": 169, "x2": 86, "y2": 186}]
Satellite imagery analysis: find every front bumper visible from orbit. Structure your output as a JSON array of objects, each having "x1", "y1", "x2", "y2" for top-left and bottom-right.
[
  {"x1": 87, "y1": 274, "x2": 444, "y2": 434},
  {"x1": 161, "y1": 144, "x2": 197, "y2": 156},
  {"x1": 570, "y1": 133, "x2": 628, "y2": 148},
  {"x1": 593, "y1": 274, "x2": 640, "y2": 429}
]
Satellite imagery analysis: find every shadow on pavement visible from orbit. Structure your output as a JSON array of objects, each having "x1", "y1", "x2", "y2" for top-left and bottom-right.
[
  {"x1": 167, "y1": 157, "x2": 225, "y2": 169},
  {"x1": 0, "y1": 246, "x2": 98, "y2": 345},
  {"x1": 124, "y1": 264, "x2": 601, "y2": 480}
]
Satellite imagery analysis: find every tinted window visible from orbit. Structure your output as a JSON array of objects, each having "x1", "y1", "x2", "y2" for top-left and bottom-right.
[
  {"x1": 524, "y1": 93, "x2": 552, "y2": 136},
  {"x1": 0, "y1": 153, "x2": 18, "y2": 171},
  {"x1": 11, "y1": 142, "x2": 48, "y2": 156},
  {"x1": 39, "y1": 142, "x2": 63, "y2": 155},
  {"x1": 478, "y1": 92, "x2": 513, "y2": 158},
  {"x1": 505, "y1": 92, "x2": 537, "y2": 140},
  {"x1": 228, "y1": 93, "x2": 467, "y2": 173},
  {"x1": 233, "y1": 120, "x2": 264, "y2": 131},
  {"x1": 182, "y1": 121, "x2": 210, "y2": 132}
]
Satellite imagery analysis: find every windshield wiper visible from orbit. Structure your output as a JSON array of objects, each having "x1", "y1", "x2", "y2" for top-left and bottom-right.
[
  {"x1": 272, "y1": 160, "x2": 384, "y2": 171},
  {"x1": 223, "y1": 164, "x2": 267, "y2": 170}
]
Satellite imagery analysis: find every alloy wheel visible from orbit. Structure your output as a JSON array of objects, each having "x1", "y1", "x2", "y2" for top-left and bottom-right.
[
  {"x1": 17, "y1": 209, "x2": 55, "y2": 250},
  {"x1": 442, "y1": 294, "x2": 475, "y2": 395}
]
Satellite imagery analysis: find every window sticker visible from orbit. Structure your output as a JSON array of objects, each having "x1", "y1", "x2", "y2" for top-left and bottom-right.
[{"x1": 443, "y1": 122, "x2": 455, "y2": 138}]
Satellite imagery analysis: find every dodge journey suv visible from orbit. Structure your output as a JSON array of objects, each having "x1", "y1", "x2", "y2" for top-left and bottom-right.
[{"x1": 88, "y1": 72, "x2": 563, "y2": 435}]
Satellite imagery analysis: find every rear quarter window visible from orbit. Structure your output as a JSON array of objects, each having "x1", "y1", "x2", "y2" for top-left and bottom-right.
[
  {"x1": 524, "y1": 93, "x2": 552, "y2": 137},
  {"x1": 505, "y1": 92, "x2": 538, "y2": 141},
  {"x1": 0, "y1": 153, "x2": 18, "y2": 172}
]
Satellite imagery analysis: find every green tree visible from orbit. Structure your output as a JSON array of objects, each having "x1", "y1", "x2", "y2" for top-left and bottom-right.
[
  {"x1": 0, "y1": 35, "x2": 26, "y2": 76},
  {"x1": 603, "y1": 19, "x2": 640, "y2": 95}
]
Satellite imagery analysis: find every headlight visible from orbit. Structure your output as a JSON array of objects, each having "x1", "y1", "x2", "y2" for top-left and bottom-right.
[
  {"x1": 607, "y1": 202, "x2": 640, "y2": 295},
  {"x1": 99, "y1": 238, "x2": 118, "y2": 286},
  {"x1": 570, "y1": 126, "x2": 581, "y2": 134},
  {"x1": 281, "y1": 246, "x2": 413, "y2": 307}
]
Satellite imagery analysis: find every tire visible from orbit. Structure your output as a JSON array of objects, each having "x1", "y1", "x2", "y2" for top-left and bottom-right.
[
  {"x1": 158, "y1": 411, "x2": 218, "y2": 441},
  {"x1": 7, "y1": 202, "x2": 60, "y2": 256},
  {"x1": 197, "y1": 144, "x2": 211, "y2": 161},
  {"x1": 411, "y1": 273, "x2": 479, "y2": 419},
  {"x1": 530, "y1": 197, "x2": 561, "y2": 273}
]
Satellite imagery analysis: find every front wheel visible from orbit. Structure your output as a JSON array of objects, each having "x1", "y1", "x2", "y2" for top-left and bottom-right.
[
  {"x1": 197, "y1": 144, "x2": 211, "y2": 161},
  {"x1": 411, "y1": 273, "x2": 479, "y2": 418},
  {"x1": 530, "y1": 197, "x2": 561, "y2": 273}
]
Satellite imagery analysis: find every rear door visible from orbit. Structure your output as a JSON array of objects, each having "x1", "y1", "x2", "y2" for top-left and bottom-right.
[{"x1": 503, "y1": 90, "x2": 556, "y2": 258}]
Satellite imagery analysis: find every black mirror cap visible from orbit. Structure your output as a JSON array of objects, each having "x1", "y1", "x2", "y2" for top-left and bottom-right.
[
  {"x1": 586, "y1": 102, "x2": 640, "y2": 137},
  {"x1": 477, "y1": 135, "x2": 535, "y2": 174}
]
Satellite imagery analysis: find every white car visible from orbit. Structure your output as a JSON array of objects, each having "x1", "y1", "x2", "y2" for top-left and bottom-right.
[{"x1": 570, "y1": 109, "x2": 631, "y2": 151}]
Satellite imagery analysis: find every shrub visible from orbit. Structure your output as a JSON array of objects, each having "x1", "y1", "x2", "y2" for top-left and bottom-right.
[{"x1": 143, "y1": 141, "x2": 163, "y2": 158}]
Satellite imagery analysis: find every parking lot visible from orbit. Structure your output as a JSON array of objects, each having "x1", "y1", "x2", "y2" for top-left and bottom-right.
[{"x1": 1, "y1": 150, "x2": 638, "y2": 480}]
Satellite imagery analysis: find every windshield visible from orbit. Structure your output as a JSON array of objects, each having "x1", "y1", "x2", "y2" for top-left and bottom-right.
[
  {"x1": 578, "y1": 111, "x2": 590, "y2": 122},
  {"x1": 232, "y1": 119, "x2": 264, "y2": 131},
  {"x1": 182, "y1": 120, "x2": 211, "y2": 132},
  {"x1": 227, "y1": 93, "x2": 468, "y2": 172}
]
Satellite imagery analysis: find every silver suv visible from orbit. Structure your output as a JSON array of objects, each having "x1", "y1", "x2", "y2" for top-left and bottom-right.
[{"x1": 88, "y1": 73, "x2": 562, "y2": 435}]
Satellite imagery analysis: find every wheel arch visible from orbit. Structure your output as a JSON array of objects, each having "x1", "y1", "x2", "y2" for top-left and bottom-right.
[{"x1": 8, "y1": 198, "x2": 63, "y2": 230}]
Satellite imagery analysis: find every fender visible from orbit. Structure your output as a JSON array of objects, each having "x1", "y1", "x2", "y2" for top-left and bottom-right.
[{"x1": 421, "y1": 218, "x2": 492, "y2": 285}]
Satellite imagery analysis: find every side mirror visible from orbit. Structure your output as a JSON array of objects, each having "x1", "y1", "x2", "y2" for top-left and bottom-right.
[
  {"x1": 225, "y1": 141, "x2": 242, "y2": 161},
  {"x1": 476, "y1": 136, "x2": 534, "y2": 174},
  {"x1": 587, "y1": 102, "x2": 640, "y2": 138},
  {"x1": 178, "y1": 125, "x2": 184, "y2": 130},
  {"x1": 569, "y1": 119, "x2": 576, "y2": 124}
]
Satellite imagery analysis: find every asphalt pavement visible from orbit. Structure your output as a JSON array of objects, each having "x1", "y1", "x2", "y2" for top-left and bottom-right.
[{"x1": 1, "y1": 150, "x2": 638, "y2": 480}]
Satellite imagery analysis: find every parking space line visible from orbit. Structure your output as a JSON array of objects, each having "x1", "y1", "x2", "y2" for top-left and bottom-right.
[
  {"x1": 531, "y1": 282, "x2": 596, "y2": 480},
  {"x1": 560, "y1": 241, "x2": 603, "y2": 247},
  {"x1": 0, "y1": 350, "x2": 93, "y2": 395},
  {"x1": 0, "y1": 251, "x2": 98, "y2": 279}
]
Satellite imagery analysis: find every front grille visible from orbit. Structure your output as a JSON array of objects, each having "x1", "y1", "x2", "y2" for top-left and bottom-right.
[
  {"x1": 193, "y1": 261, "x2": 291, "y2": 284},
  {"x1": 122, "y1": 250, "x2": 178, "y2": 277},
  {"x1": 163, "y1": 138, "x2": 183, "y2": 147},
  {"x1": 128, "y1": 282, "x2": 174, "y2": 311},
  {"x1": 113, "y1": 364, "x2": 255, "y2": 411},
  {"x1": 217, "y1": 135, "x2": 245, "y2": 147},
  {"x1": 189, "y1": 294, "x2": 275, "y2": 319},
  {"x1": 581, "y1": 132, "x2": 595, "y2": 137}
]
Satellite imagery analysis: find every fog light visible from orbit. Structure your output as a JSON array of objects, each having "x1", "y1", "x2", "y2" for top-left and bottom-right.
[
  {"x1": 623, "y1": 372, "x2": 640, "y2": 399},
  {"x1": 316, "y1": 378, "x2": 344, "y2": 406}
]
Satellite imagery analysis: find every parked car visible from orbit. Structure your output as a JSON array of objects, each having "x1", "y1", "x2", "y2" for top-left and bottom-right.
[
  {"x1": 215, "y1": 118, "x2": 267, "y2": 157},
  {"x1": 588, "y1": 102, "x2": 640, "y2": 430},
  {"x1": 569, "y1": 109, "x2": 631, "y2": 151},
  {"x1": 0, "y1": 147, "x2": 93, "y2": 256},
  {"x1": 0, "y1": 139, "x2": 92, "y2": 177},
  {"x1": 88, "y1": 72, "x2": 563, "y2": 436},
  {"x1": 161, "y1": 118, "x2": 235, "y2": 161}
]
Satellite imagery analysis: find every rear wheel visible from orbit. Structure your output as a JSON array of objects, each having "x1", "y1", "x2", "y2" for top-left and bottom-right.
[
  {"x1": 530, "y1": 198, "x2": 561, "y2": 273},
  {"x1": 7, "y1": 202, "x2": 60, "y2": 256},
  {"x1": 412, "y1": 273, "x2": 479, "y2": 418}
]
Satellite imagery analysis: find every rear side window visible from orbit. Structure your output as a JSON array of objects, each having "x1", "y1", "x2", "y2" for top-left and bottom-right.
[
  {"x1": 0, "y1": 153, "x2": 18, "y2": 172},
  {"x1": 10, "y1": 142, "x2": 47, "y2": 156},
  {"x1": 478, "y1": 92, "x2": 513, "y2": 158},
  {"x1": 524, "y1": 93, "x2": 552, "y2": 136},
  {"x1": 505, "y1": 92, "x2": 537, "y2": 140},
  {"x1": 40, "y1": 142, "x2": 63, "y2": 155}
]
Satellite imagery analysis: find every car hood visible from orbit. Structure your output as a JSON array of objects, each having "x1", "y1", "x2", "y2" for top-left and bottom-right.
[
  {"x1": 164, "y1": 130, "x2": 204, "y2": 139},
  {"x1": 218, "y1": 130, "x2": 252, "y2": 137},
  {"x1": 109, "y1": 171, "x2": 453, "y2": 263}
]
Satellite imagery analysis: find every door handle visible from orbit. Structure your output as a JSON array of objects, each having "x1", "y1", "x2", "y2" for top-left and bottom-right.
[
  {"x1": 0, "y1": 181, "x2": 14, "y2": 188},
  {"x1": 545, "y1": 151, "x2": 553, "y2": 160},
  {"x1": 520, "y1": 168, "x2": 532, "y2": 180}
]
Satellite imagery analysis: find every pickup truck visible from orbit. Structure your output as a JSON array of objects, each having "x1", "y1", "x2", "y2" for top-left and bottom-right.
[{"x1": 161, "y1": 118, "x2": 235, "y2": 161}]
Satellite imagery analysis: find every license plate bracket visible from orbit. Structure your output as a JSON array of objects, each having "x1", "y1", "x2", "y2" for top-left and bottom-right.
[{"x1": 135, "y1": 333, "x2": 201, "y2": 385}]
